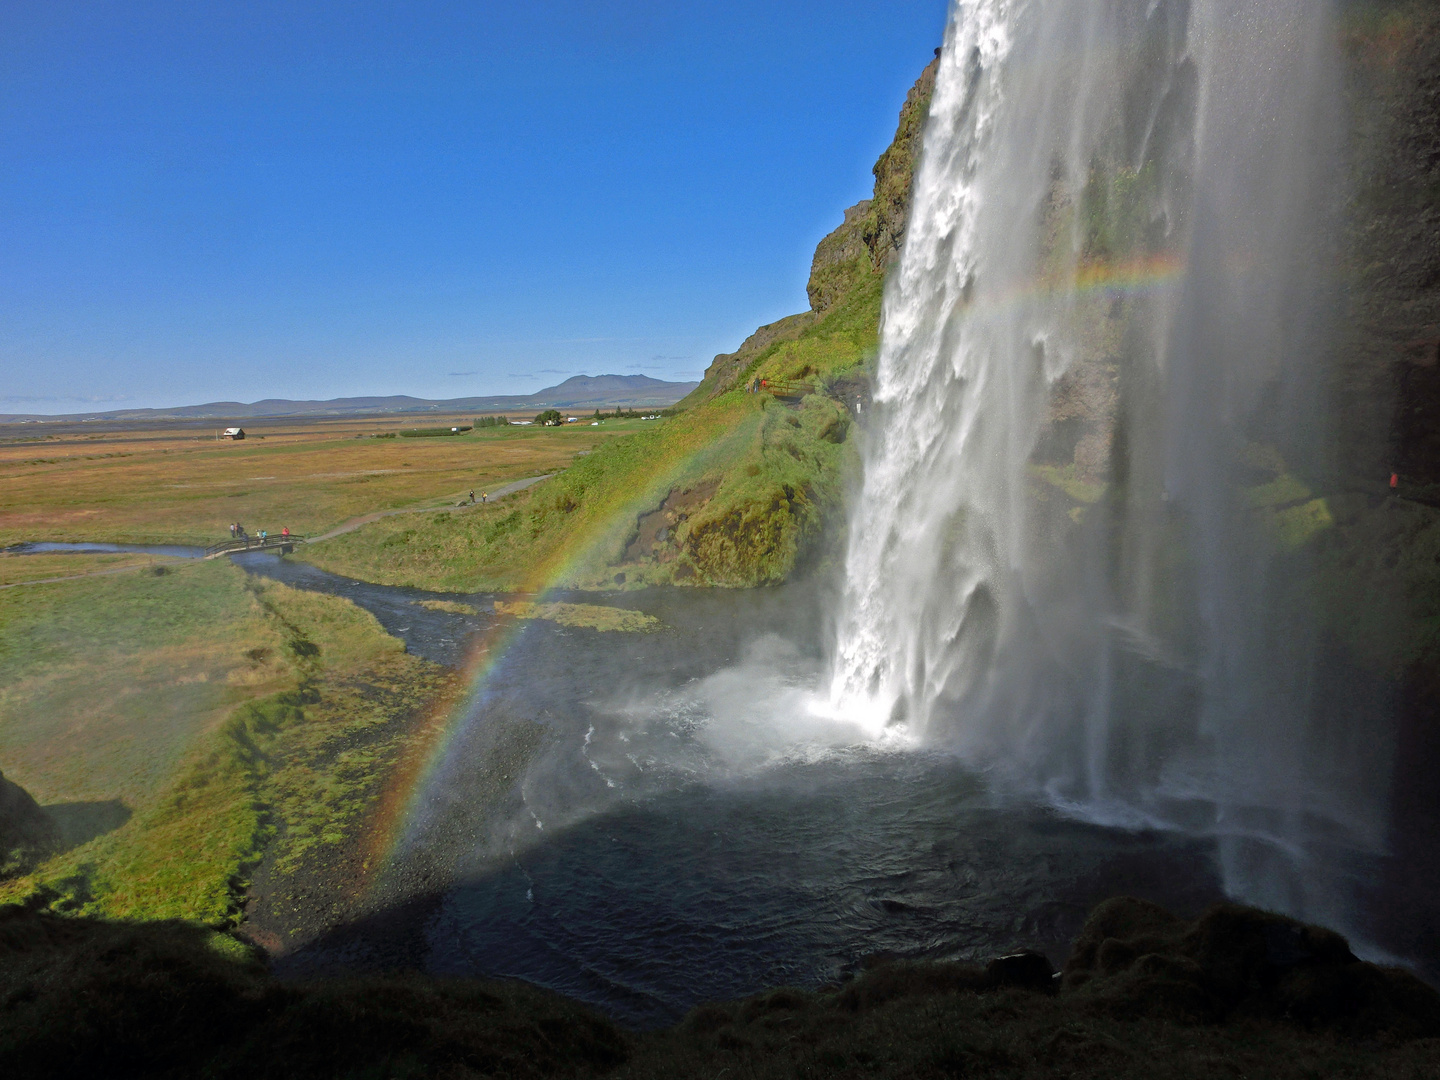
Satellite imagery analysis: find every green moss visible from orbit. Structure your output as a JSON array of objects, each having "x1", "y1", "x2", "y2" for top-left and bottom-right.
[
  {"x1": 1030, "y1": 464, "x2": 1108, "y2": 504},
  {"x1": 1266, "y1": 498, "x2": 1336, "y2": 549},
  {"x1": 2, "y1": 897, "x2": 1437, "y2": 1079},
  {"x1": 1244, "y1": 474, "x2": 1314, "y2": 509},
  {"x1": 494, "y1": 601, "x2": 660, "y2": 632},
  {"x1": 0, "y1": 572, "x2": 436, "y2": 931}
]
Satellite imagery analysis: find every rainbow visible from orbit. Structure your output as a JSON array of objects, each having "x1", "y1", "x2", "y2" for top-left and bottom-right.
[
  {"x1": 349, "y1": 422, "x2": 740, "y2": 892},
  {"x1": 974, "y1": 253, "x2": 1187, "y2": 316},
  {"x1": 348, "y1": 253, "x2": 1190, "y2": 893},
  {"x1": 1067, "y1": 253, "x2": 1186, "y2": 296}
]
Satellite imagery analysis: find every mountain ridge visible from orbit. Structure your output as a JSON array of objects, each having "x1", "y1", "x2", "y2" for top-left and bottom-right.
[{"x1": 0, "y1": 374, "x2": 698, "y2": 423}]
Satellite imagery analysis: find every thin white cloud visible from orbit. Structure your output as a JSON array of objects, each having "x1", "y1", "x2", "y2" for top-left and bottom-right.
[{"x1": 0, "y1": 393, "x2": 133, "y2": 404}]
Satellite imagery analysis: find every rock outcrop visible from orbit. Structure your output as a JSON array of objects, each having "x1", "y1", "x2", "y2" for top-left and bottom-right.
[
  {"x1": 1063, "y1": 896, "x2": 1440, "y2": 1039},
  {"x1": 688, "y1": 54, "x2": 941, "y2": 404},
  {"x1": 0, "y1": 769, "x2": 59, "y2": 879},
  {"x1": 858, "y1": 51, "x2": 941, "y2": 272}
]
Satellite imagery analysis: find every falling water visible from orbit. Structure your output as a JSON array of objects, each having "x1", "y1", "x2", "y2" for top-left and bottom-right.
[{"x1": 833, "y1": 0, "x2": 1390, "y2": 928}]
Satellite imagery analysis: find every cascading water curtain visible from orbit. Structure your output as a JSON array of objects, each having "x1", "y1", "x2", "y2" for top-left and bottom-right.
[{"x1": 833, "y1": 0, "x2": 1391, "y2": 933}]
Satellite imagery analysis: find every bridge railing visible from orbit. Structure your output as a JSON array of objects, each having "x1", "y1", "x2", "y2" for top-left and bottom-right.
[
  {"x1": 203, "y1": 535, "x2": 305, "y2": 559},
  {"x1": 751, "y1": 378, "x2": 817, "y2": 399}
]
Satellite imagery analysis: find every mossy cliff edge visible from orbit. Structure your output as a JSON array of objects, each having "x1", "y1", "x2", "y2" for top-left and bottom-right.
[{"x1": 300, "y1": 56, "x2": 940, "y2": 592}]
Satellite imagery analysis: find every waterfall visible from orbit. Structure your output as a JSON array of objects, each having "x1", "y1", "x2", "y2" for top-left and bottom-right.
[{"x1": 832, "y1": 0, "x2": 1391, "y2": 927}]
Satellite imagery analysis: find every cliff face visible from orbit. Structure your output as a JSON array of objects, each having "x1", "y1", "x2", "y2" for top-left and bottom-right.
[
  {"x1": 1334, "y1": 2, "x2": 1440, "y2": 973},
  {"x1": 860, "y1": 54, "x2": 941, "y2": 272},
  {"x1": 1339, "y1": 7, "x2": 1440, "y2": 486},
  {"x1": 691, "y1": 55, "x2": 941, "y2": 404}
]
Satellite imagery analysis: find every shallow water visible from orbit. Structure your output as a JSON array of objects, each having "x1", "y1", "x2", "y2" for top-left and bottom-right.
[
  {"x1": 232, "y1": 550, "x2": 489, "y2": 667},
  {"x1": 5, "y1": 540, "x2": 205, "y2": 559}
]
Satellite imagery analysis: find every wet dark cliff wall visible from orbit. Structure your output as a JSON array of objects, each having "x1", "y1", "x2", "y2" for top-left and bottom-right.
[{"x1": 1334, "y1": 2, "x2": 1440, "y2": 970}]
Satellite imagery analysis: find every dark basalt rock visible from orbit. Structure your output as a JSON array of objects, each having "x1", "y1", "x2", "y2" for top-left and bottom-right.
[
  {"x1": 0, "y1": 769, "x2": 59, "y2": 879},
  {"x1": 1063, "y1": 896, "x2": 1440, "y2": 1038},
  {"x1": 985, "y1": 950, "x2": 1058, "y2": 993}
]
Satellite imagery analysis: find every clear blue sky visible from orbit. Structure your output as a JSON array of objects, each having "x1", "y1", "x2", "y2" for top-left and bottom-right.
[{"x1": 0, "y1": 1, "x2": 947, "y2": 412}]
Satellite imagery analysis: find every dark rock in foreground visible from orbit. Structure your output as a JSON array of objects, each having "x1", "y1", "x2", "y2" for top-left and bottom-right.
[
  {"x1": 2, "y1": 896, "x2": 1437, "y2": 1078},
  {"x1": 1063, "y1": 897, "x2": 1440, "y2": 1038},
  {"x1": 0, "y1": 770, "x2": 59, "y2": 880}
]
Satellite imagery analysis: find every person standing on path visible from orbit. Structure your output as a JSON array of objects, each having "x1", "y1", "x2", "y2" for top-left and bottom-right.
[
  {"x1": 481, "y1": 491, "x2": 487, "y2": 504},
  {"x1": 470, "y1": 490, "x2": 475, "y2": 503}
]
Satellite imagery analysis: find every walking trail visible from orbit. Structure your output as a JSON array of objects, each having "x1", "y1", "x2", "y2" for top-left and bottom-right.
[{"x1": 305, "y1": 473, "x2": 554, "y2": 543}]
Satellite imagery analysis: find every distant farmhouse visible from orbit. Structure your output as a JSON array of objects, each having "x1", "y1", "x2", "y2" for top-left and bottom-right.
[{"x1": 222, "y1": 427, "x2": 245, "y2": 440}]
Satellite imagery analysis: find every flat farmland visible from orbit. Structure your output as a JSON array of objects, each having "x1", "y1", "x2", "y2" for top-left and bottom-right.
[{"x1": 0, "y1": 414, "x2": 621, "y2": 547}]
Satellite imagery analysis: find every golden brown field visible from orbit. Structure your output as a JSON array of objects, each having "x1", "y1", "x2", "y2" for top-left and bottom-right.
[{"x1": 0, "y1": 415, "x2": 619, "y2": 547}]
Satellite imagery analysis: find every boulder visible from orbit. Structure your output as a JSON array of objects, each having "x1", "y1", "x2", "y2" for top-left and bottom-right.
[
  {"x1": 0, "y1": 769, "x2": 59, "y2": 879},
  {"x1": 1062, "y1": 896, "x2": 1440, "y2": 1038},
  {"x1": 985, "y1": 950, "x2": 1058, "y2": 993}
]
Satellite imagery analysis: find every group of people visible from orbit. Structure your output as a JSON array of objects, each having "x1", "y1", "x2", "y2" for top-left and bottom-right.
[
  {"x1": 468, "y1": 490, "x2": 488, "y2": 504},
  {"x1": 227, "y1": 523, "x2": 291, "y2": 542}
]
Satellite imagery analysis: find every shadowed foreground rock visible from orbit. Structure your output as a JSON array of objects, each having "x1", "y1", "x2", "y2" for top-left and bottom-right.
[
  {"x1": 1062, "y1": 897, "x2": 1440, "y2": 1037},
  {"x1": 0, "y1": 771, "x2": 58, "y2": 880},
  {"x1": 2, "y1": 897, "x2": 1438, "y2": 1078}
]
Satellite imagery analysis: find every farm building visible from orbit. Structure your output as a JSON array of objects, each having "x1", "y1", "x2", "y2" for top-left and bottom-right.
[{"x1": 222, "y1": 427, "x2": 246, "y2": 440}]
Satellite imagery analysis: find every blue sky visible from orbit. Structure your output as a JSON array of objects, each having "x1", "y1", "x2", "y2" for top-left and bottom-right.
[{"x1": 0, "y1": 1, "x2": 948, "y2": 412}]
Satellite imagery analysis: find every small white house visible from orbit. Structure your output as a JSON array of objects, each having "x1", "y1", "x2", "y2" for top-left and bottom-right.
[{"x1": 222, "y1": 427, "x2": 246, "y2": 440}]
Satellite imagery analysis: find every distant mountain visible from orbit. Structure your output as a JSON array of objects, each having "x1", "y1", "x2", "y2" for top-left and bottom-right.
[{"x1": 0, "y1": 375, "x2": 699, "y2": 423}]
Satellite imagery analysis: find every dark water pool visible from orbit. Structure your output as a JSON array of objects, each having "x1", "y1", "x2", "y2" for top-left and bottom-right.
[{"x1": 227, "y1": 556, "x2": 1226, "y2": 1027}]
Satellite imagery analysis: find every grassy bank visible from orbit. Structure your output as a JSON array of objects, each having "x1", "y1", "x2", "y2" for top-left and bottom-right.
[
  {"x1": 300, "y1": 212, "x2": 890, "y2": 593},
  {"x1": 0, "y1": 559, "x2": 450, "y2": 934}
]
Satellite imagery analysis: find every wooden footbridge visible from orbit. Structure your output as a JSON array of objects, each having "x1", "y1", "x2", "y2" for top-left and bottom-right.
[
  {"x1": 203, "y1": 535, "x2": 303, "y2": 559},
  {"x1": 751, "y1": 377, "x2": 816, "y2": 404}
]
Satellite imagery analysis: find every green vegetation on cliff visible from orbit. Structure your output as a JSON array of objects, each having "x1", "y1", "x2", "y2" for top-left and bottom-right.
[{"x1": 300, "y1": 57, "x2": 940, "y2": 592}]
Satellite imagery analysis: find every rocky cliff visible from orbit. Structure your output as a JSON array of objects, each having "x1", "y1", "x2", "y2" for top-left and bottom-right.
[{"x1": 688, "y1": 54, "x2": 940, "y2": 405}]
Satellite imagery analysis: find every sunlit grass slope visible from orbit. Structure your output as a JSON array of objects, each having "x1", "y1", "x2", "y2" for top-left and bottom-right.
[
  {"x1": 302, "y1": 278, "x2": 882, "y2": 591},
  {"x1": 296, "y1": 58, "x2": 943, "y2": 592},
  {"x1": 297, "y1": 54, "x2": 940, "y2": 593},
  {"x1": 0, "y1": 560, "x2": 446, "y2": 928}
]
